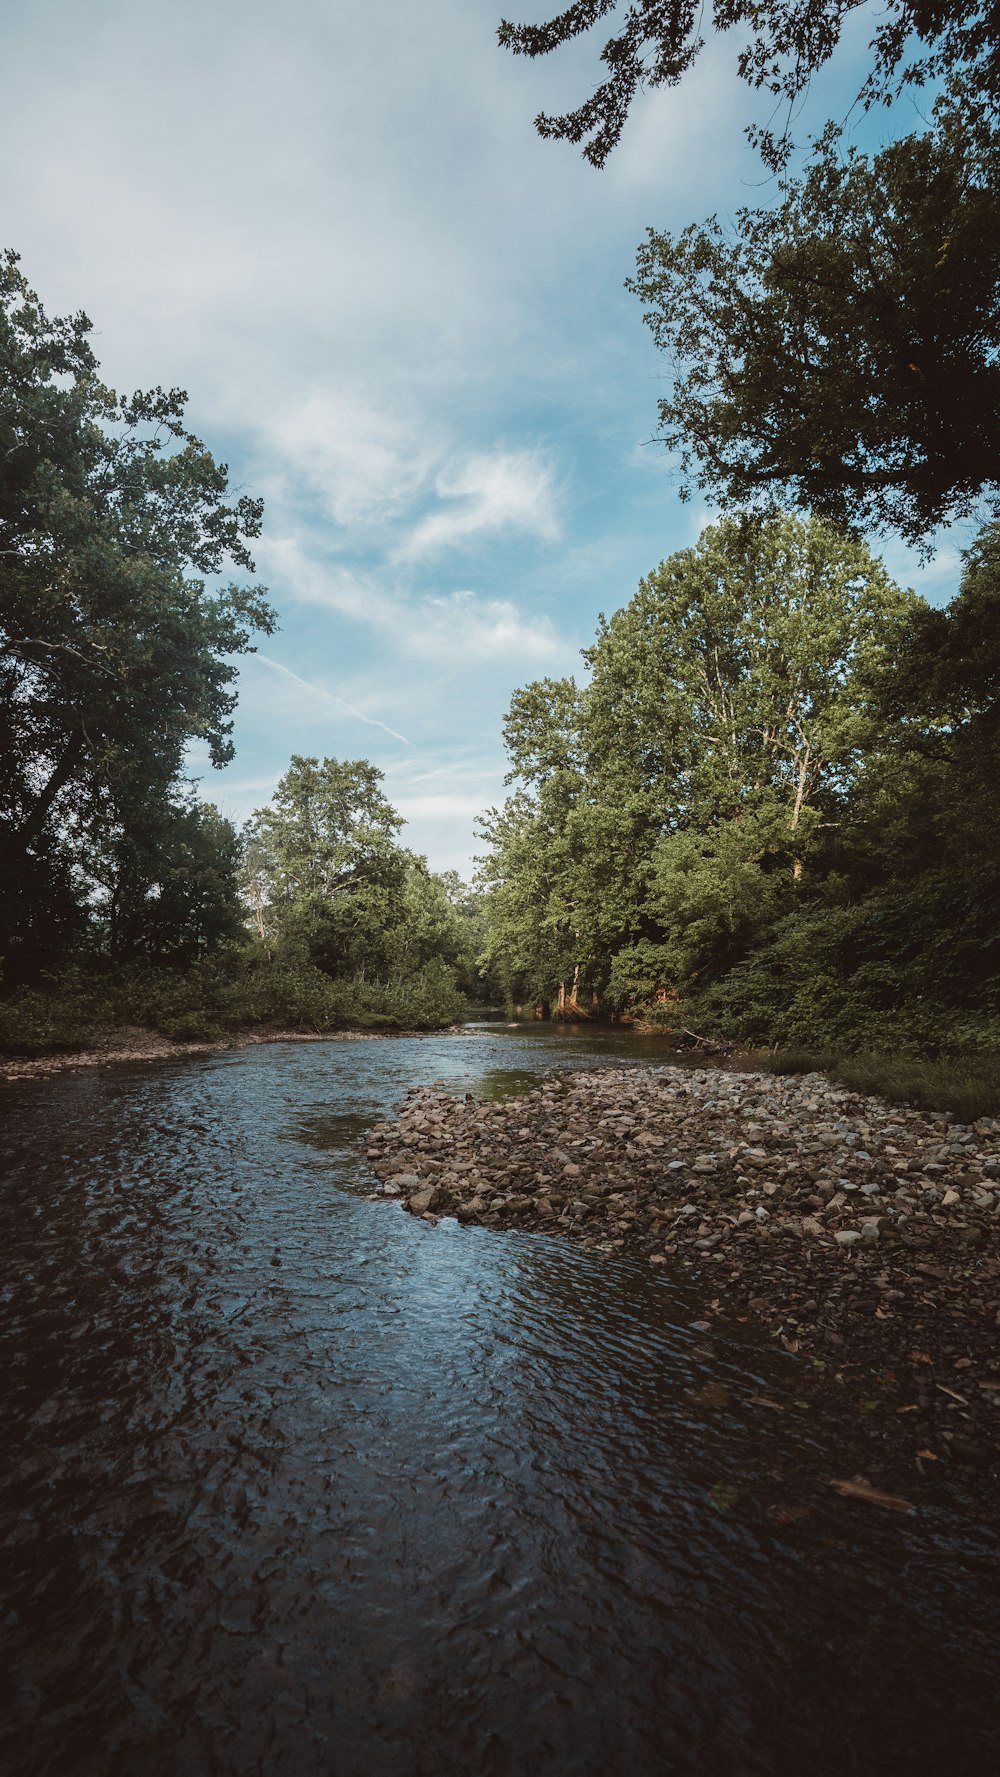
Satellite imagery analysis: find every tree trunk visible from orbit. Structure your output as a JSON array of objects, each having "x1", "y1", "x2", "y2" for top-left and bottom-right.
[{"x1": 14, "y1": 728, "x2": 86, "y2": 847}]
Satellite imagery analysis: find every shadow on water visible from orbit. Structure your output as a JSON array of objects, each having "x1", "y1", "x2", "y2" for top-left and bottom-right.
[{"x1": 0, "y1": 1024, "x2": 998, "y2": 1776}]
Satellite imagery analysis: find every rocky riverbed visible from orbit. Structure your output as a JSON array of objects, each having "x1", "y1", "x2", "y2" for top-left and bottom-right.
[{"x1": 366, "y1": 1064, "x2": 1000, "y2": 1483}]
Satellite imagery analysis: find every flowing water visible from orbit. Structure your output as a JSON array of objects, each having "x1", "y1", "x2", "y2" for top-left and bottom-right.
[{"x1": 1, "y1": 1024, "x2": 998, "y2": 1776}]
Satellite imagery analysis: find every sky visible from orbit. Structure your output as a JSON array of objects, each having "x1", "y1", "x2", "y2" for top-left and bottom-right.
[{"x1": 1, "y1": 0, "x2": 967, "y2": 875}]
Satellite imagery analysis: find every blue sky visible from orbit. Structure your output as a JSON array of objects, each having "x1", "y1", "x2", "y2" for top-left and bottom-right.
[{"x1": 2, "y1": 0, "x2": 967, "y2": 874}]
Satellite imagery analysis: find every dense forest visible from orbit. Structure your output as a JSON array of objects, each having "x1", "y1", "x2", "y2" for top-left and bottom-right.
[
  {"x1": 482, "y1": 0, "x2": 1000, "y2": 1102},
  {"x1": 3, "y1": 0, "x2": 999, "y2": 1100},
  {"x1": 478, "y1": 513, "x2": 1000, "y2": 1062}
]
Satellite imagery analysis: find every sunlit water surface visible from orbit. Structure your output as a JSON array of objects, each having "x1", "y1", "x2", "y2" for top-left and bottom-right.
[{"x1": 1, "y1": 1024, "x2": 998, "y2": 1775}]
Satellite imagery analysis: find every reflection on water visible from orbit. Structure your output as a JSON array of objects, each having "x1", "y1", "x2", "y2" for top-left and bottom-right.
[{"x1": 1, "y1": 1026, "x2": 998, "y2": 1776}]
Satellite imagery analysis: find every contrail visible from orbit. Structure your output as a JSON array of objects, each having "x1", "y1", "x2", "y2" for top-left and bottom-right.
[{"x1": 254, "y1": 653, "x2": 411, "y2": 746}]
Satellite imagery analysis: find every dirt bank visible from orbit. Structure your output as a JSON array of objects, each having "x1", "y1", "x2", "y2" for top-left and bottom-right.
[{"x1": 0, "y1": 1022, "x2": 454, "y2": 1081}]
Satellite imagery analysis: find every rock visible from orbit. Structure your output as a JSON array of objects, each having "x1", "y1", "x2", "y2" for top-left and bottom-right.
[
  {"x1": 363, "y1": 1063, "x2": 1000, "y2": 1474},
  {"x1": 409, "y1": 1184, "x2": 442, "y2": 1215}
]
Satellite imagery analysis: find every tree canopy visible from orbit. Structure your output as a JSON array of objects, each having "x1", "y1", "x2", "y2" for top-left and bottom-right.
[
  {"x1": 479, "y1": 512, "x2": 919, "y2": 1011},
  {"x1": 0, "y1": 250, "x2": 274, "y2": 975},
  {"x1": 497, "y1": 0, "x2": 999, "y2": 169},
  {"x1": 242, "y1": 755, "x2": 408, "y2": 977},
  {"x1": 627, "y1": 101, "x2": 1000, "y2": 545},
  {"x1": 242, "y1": 754, "x2": 484, "y2": 990},
  {"x1": 480, "y1": 512, "x2": 1000, "y2": 1048}
]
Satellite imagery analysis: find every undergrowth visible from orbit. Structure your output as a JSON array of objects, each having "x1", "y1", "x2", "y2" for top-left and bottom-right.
[
  {"x1": 763, "y1": 1049, "x2": 1000, "y2": 1122},
  {"x1": 0, "y1": 953, "x2": 466, "y2": 1056}
]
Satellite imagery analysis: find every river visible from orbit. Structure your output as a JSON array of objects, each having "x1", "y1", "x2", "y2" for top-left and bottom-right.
[{"x1": 1, "y1": 1024, "x2": 998, "y2": 1775}]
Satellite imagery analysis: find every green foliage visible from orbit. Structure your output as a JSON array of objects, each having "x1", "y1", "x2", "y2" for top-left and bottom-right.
[
  {"x1": 646, "y1": 804, "x2": 820, "y2": 982},
  {"x1": 764, "y1": 1051, "x2": 1000, "y2": 1123},
  {"x1": 480, "y1": 512, "x2": 1000, "y2": 1063},
  {"x1": 0, "y1": 251, "x2": 274, "y2": 979},
  {"x1": 480, "y1": 512, "x2": 913, "y2": 1011},
  {"x1": 242, "y1": 754, "x2": 407, "y2": 976},
  {"x1": 628, "y1": 101, "x2": 1000, "y2": 545},
  {"x1": 498, "y1": 0, "x2": 997, "y2": 171},
  {"x1": 240, "y1": 754, "x2": 482, "y2": 1007},
  {"x1": 603, "y1": 943, "x2": 677, "y2": 1014},
  {"x1": 0, "y1": 953, "x2": 466, "y2": 1057}
]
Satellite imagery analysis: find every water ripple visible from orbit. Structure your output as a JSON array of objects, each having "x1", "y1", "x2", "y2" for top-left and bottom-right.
[{"x1": 1, "y1": 1029, "x2": 998, "y2": 1775}]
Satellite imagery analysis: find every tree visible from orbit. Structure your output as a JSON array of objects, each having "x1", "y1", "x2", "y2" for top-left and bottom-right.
[
  {"x1": 385, "y1": 863, "x2": 471, "y2": 978},
  {"x1": 585, "y1": 512, "x2": 913, "y2": 830},
  {"x1": 480, "y1": 512, "x2": 917, "y2": 1007},
  {"x1": 627, "y1": 102, "x2": 1000, "y2": 544},
  {"x1": 0, "y1": 251, "x2": 274, "y2": 976},
  {"x1": 497, "y1": 0, "x2": 998, "y2": 169},
  {"x1": 242, "y1": 756, "x2": 408, "y2": 977},
  {"x1": 92, "y1": 799, "x2": 245, "y2": 966},
  {"x1": 478, "y1": 677, "x2": 614, "y2": 1011}
]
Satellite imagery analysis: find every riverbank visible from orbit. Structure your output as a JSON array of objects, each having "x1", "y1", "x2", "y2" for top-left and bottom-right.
[
  {"x1": 367, "y1": 1063, "x2": 1000, "y2": 1485},
  {"x1": 0, "y1": 1021, "x2": 461, "y2": 1081}
]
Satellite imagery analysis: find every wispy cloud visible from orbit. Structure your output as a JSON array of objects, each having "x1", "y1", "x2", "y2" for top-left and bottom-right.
[
  {"x1": 398, "y1": 448, "x2": 560, "y2": 560},
  {"x1": 257, "y1": 538, "x2": 387, "y2": 623},
  {"x1": 265, "y1": 390, "x2": 436, "y2": 530},
  {"x1": 255, "y1": 653, "x2": 412, "y2": 745},
  {"x1": 258, "y1": 535, "x2": 570, "y2": 666},
  {"x1": 409, "y1": 589, "x2": 566, "y2": 663}
]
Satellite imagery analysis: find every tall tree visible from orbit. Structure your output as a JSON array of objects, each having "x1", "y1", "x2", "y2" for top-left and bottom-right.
[
  {"x1": 481, "y1": 513, "x2": 916, "y2": 1006},
  {"x1": 585, "y1": 512, "x2": 912, "y2": 830},
  {"x1": 92, "y1": 799, "x2": 245, "y2": 966},
  {"x1": 0, "y1": 251, "x2": 274, "y2": 975},
  {"x1": 242, "y1": 756, "x2": 408, "y2": 977},
  {"x1": 627, "y1": 101, "x2": 1000, "y2": 544}
]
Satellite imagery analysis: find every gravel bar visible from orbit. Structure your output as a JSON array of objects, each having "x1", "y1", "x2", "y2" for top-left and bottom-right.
[{"x1": 366, "y1": 1064, "x2": 1000, "y2": 1482}]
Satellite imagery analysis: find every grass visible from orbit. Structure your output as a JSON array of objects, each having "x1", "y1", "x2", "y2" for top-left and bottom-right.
[{"x1": 763, "y1": 1048, "x2": 1000, "y2": 1122}]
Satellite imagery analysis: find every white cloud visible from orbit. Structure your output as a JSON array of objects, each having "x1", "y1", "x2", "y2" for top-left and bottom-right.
[
  {"x1": 399, "y1": 448, "x2": 560, "y2": 560},
  {"x1": 409, "y1": 589, "x2": 566, "y2": 663},
  {"x1": 256, "y1": 537, "x2": 388, "y2": 624},
  {"x1": 257, "y1": 534, "x2": 570, "y2": 666},
  {"x1": 265, "y1": 390, "x2": 436, "y2": 530}
]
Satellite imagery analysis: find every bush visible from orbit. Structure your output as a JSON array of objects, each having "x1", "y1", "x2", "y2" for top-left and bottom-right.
[
  {"x1": 695, "y1": 891, "x2": 1000, "y2": 1056},
  {"x1": 0, "y1": 952, "x2": 467, "y2": 1056}
]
